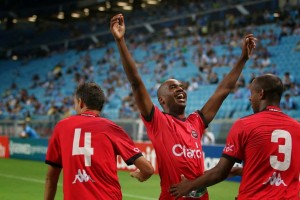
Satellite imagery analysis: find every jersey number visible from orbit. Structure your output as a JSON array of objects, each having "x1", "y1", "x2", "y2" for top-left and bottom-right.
[
  {"x1": 270, "y1": 130, "x2": 292, "y2": 171},
  {"x1": 72, "y1": 128, "x2": 94, "y2": 167}
]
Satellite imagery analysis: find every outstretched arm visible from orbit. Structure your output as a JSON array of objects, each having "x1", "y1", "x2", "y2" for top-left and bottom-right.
[
  {"x1": 201, "y1": 34, "x2": 257, "y2": 124},
  {"x1": 169, "y1": 157, "x2": 235, "y2": 199},
  {"x1": 110, "y1": 14, "x2": 153, "y2": 117}
]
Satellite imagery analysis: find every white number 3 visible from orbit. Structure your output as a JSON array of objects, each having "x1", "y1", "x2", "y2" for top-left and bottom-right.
[
  {"x1": 270, "y1": 130, "x2": 292, "y2": 171},
  {"x1": 72, "y1": 128, "x2": 94, "y2": 167}
]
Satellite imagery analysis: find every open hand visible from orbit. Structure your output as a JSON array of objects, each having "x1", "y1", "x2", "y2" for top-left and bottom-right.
[
  {"x1": 110, "y1": 14, "x2": 125, "y2": 40},
  {"x1": 241, "y1": 34, "x2": 257, "y2": 60},
  {"x1": 169, "y1": 174, "x2": 192, "y2": 199}
]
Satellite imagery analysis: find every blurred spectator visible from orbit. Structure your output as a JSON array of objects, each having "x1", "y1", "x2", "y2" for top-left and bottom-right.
[
  {"x1": 280, "y1": 93, "x2": 297, "y2": 110},
  {"x1": 19, "y1": 121, "x2": 40, "y2": 138},
  {"x1": 282, "y1": 72, "x2": 294, "y2": 90},
  {"x1": 202, "y1": 128, "x2": 215, "y2": 145}
]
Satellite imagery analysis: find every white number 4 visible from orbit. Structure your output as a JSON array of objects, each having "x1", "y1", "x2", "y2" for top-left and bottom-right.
[{"x1": 72, "y1": 128, "x2": 94, "y2": 167}]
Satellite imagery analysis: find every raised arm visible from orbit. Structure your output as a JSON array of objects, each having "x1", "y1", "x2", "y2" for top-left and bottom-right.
[
  {"x1": 110, "y1": 14, "x2": 153, "y2": 117},
  {"x1": 201, "y1": 34, "x2": 256, "y2": 124}
]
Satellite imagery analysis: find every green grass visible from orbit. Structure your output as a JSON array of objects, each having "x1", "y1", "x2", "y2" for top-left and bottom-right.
[{"x1": 0, "y1": 158, "x2": 239, "y2": 199}]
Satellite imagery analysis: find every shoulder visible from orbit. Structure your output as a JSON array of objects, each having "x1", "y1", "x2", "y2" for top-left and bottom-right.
[{"x1": 187, "y1": 110, "x2": 208, "y2": 128}]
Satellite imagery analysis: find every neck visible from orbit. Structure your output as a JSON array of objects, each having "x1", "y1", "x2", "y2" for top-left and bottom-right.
[
  {"x1": 164, "y1": 109, "x2": 185, "y2": 118},
  {"x1": 80, "y1": 109, "x2": 100, "y2": 116},
  {"x1": 259, "y1": 102, "x2": 280, "y2": 112}
]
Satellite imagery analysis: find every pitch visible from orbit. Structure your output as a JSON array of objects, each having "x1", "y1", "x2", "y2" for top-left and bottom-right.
[{"x1": 0, "y1": 158, "x2": 239, "y2": 199}]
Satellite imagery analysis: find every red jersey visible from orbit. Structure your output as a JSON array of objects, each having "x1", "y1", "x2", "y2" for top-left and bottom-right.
[
  {"x1": 142, "y1": 106, "x2": 209, "y2": 200},
  {"x1": 45, "y1": 111, "x2": 142, "y2": 200},
  {"x1": 223, "y1": 106, "x2": 300, "y2": 200}
]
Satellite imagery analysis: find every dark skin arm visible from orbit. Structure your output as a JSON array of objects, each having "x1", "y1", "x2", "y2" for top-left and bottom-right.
[
  {"x1": 110, "y1": 14, "x2": 153, "y2": 118},
  {"x1": 169, "y1": 157, "x2": 235, "y2": 199},
  {"x1": 44, "y1": 165, "x2": 61, "y2": 200},
  {"x1": 111, "y1": 14, "x2": 256, "y2": 123},
  {"x1": 200, "y1": 35, "x2": 256, "y2": 124}
]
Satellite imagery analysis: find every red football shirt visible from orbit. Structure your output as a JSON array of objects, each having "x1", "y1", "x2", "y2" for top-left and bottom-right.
[
  {"x1": 223, "y1": 106, "x2": 300, "y2": 200},
  {"x1": 142, "y1": 106, "x2": 209, "y2": 200},
  {"x1": 46, "y1": 111, "x2": 142, "y2": 200}
]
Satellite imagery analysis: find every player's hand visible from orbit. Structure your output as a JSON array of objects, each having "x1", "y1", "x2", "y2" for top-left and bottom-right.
[
  {"x1": 169, "y1": 174, "x2": 192, "y2": 199},
  {"x1": 228, "y1": 167, "x2": 243, "y2": 178},
  {"x1": 130, "y1": 169, "x2": 147, "y2": 182},
  {"x1": 110, "y1": 14, "x2": 125, "y2": 41},
  {"x1": 241, "y1": 34, "x2": 257, "y2": 60}
]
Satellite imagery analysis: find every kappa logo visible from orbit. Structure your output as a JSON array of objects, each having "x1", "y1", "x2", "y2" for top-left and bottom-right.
[
  {"x1": 72, "y1": 169, "x2": 95, "y2": 184},
  {"x1": 263, "y1": 172, "x2": 287, "y2": 187}
]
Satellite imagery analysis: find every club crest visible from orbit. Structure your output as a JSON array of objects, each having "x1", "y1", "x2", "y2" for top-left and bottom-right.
[{"x1": 191, "y1": 130, "x2": 198, "y2": 139}]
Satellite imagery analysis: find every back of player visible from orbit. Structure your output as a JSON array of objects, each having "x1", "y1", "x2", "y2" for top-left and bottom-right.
[
  {"x1": 46, "y1": 113, "x2": 142, "y2": 200},
  {"x1": 234, "y1": 108, "x2": 300, "y2": 199}
]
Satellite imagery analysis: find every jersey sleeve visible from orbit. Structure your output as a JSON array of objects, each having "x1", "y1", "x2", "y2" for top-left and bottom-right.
[
  {"x1": 140, "y1": 106, "x2": 164, "y2": 138},
  {"x1": 221, "y1": 120, "x2": 245, "y2": 163},
  {"x1": 110, "y1": 125, "x2": 142, "y2": 166},
  {"x1": 45, "y1": 124, "x2": 62, "y2": 168}
]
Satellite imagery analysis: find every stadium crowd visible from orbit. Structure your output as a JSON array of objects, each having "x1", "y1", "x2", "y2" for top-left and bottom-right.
[{"x1": 0, "y1": 1, "x2": 300, "y2": 123}]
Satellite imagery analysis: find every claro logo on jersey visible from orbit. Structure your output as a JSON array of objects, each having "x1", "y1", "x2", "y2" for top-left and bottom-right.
[{"x1": 172, "y1": 144, "x2": 202, "y2": 159}]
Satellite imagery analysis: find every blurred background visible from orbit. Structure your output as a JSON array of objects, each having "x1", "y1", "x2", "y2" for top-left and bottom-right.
[{"x1": 0, "y1": 0, "x2": 299, "y2": 143}]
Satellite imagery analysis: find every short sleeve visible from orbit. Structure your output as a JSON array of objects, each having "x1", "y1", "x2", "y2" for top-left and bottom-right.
[
  {"x1": 110, "y1": 125, "x2": 142, "y2": 166},
  {"x1": 45, "y1": 125, "x2": 62, "y2": 168},
  {"x1": 222, "y1": 120, "x2": 245, "y2": 163},
  {"x1": 141, "y1": 106, "x2": 164, "y2": 138}
]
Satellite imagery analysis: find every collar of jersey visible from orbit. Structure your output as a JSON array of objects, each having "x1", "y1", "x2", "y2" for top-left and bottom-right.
[
  {"x1": 80, "y1": 111, "x2": 99, "y2": 117},
  {"x1": 162, "y1": 112, "x2": 186, "y2": 121},
  {"x1": 264, "y1": 105, "x2": 282, "y2": 112}
]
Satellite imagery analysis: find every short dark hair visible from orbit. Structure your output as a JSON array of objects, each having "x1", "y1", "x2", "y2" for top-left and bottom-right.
[
  {"x1": 254, "y1": 74, "x2": 284, "y2": 102},
  {"x1": 75, "y1": 82, "x2": 105, "y2": 111}
]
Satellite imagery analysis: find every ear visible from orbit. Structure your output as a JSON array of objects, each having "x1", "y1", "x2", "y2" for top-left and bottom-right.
[
  {"x1": 79, "y1": 99, "x2": 84, "y2": 109},
  {"x1": 260, "y1": 89, "x2": 265, "y2": 100},
  {"x1": 158, "y1": 96, "x2": 165, "y2": 105}
]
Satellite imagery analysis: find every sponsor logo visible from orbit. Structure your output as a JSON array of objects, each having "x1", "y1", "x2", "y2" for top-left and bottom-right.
[
  {"x1": 10, "y1": 141, "x2": 47, "y2": 155},
  {"x1": 72, "y1": 169, "x2": 95, "y2": 184},
  {"x1": 172, "y1": 144, "x2": 202, "y2": 159},
  {"x1": 117, "y1": 146, "x2": 156, "y2": 171},
  {"x1": 263, "y1": 172, "x2": 287, "y2": 186},
  {"x1": 223, "y1": 144, "x2": 234, "y2": 153}
]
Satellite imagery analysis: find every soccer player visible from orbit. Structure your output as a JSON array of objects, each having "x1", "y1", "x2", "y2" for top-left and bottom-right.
[
  {"x1": 44, "y1": 82, "x2": 154, "y2": 200},
  {"x1": 169, "y1": 74, "x2": 300, "y2": 199},
  {"x1": 110, "y1": 14, "x2": 256, "y2": 200}
]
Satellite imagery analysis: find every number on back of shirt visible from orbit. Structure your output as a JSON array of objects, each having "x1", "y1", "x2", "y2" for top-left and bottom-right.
[
  {"x1": 270, "y1": 130, "x2": 291, "y2": 171},
  {"x1": 72, "y1": 128, "x2": 94, "y2": 167}
]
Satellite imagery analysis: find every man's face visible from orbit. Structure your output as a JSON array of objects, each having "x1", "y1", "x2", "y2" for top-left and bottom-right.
[
  {"x1": 159, "y1": 79, "x2": 187, "y2": 111},
  {"x1": 249, "y1": 80, "x2": 261, "y2": 113}
]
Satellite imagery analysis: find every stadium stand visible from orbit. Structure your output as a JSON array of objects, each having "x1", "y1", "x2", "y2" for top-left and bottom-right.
[{"x1": 0, "y1": 0, "x2": 299, "y2": 139}]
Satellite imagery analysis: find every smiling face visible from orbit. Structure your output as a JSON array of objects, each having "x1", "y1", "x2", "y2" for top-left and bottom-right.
[{"x1": 157, "y1": 79, "x2": 187, "y2": 115}]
